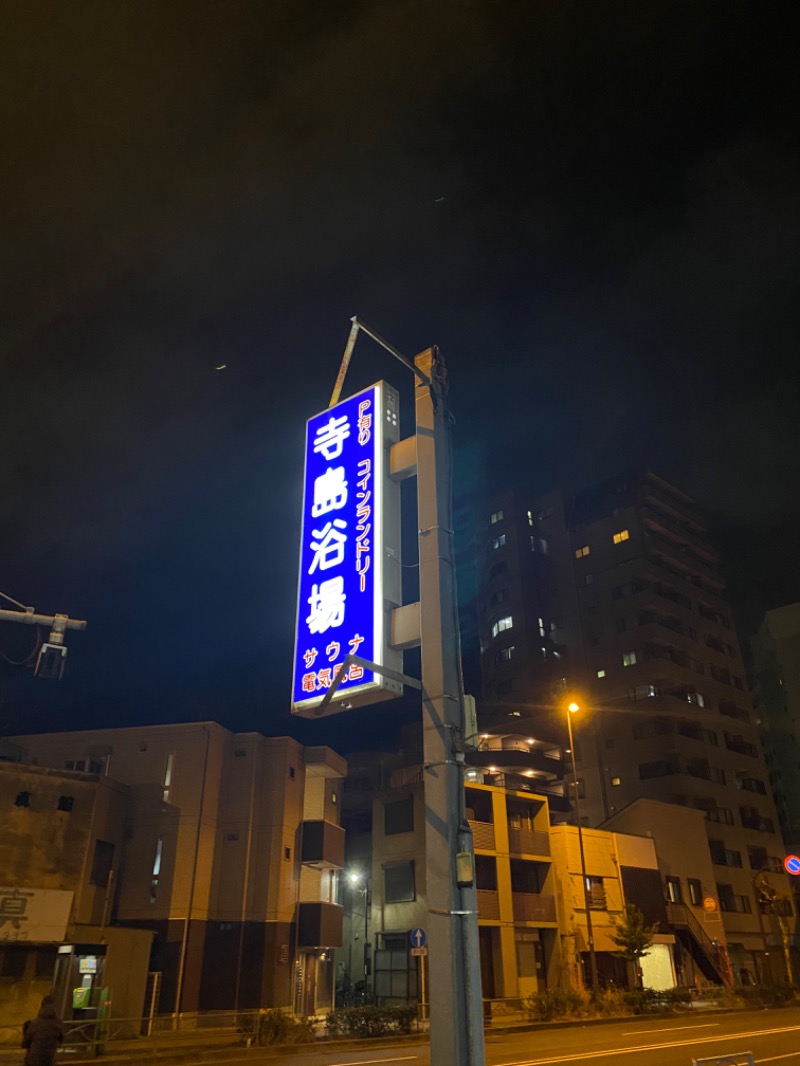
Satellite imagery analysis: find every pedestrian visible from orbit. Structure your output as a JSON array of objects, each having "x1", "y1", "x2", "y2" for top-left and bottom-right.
[{"x1": 21, "y1": 995, "x2": 64, "y2": 1066}]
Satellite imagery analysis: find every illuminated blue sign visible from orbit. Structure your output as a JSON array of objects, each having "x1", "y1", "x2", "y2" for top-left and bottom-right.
[{"x1": 292, "y1": 382, "x2": 402, "y2": 716}]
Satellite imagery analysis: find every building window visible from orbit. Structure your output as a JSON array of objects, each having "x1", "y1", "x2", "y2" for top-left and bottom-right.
[
  {"x1": 162, "y1": 752, "x2": 174, "y2": 803},
  {"x1": 90, "y1": 840, "x2": 115, "y2": 888},
  {"x1": 583, "y1": 574, "x2": 594, "y2": 586},
  {"x1": 611, "y1": 776, "x2": 621, "y2": 786},
  {"x1": 284, "y1": 846, "x2": 291, "y2": 861},
  {"x1": 575, "y1": 546, "x2": 590, "y2": 559},
  {"x1": 586, "y1": 876, "x2": 606, "y2": 909},
  {"x1": 613, "y1": 529, "x2": 630, "y2": 544},
  {"x1": 596, "y1": 670, "x2": 606, "y2": 679},
  {"x1": 289, "y1": 766, "x2": 296, "y2": 778},
  {"x1": 384, "y1": 861, "x2": 415, "y2": 903},
  {"x1": 527, "y1": 510, "x2": 534, "y2": 526},
  {"x1": 490, "y1": 588, "x2": 508, "y2": 606},
  {"x1": 491, "y1": 534, "x2": 506, "y2": 550},
  {"x1": 57, "y1": 796, "x2": 74, "y2": 813},
  {"x1": 665, "y1": 876, "x2": 682, "y2": 903},
  {"x1": 385, "y1": 795, "x2": 414, "y2": 836},
  {"x1": 495, "y1": 646, "x2": 515, "y2": 664},
  {"x1": 490, "y1": 561, "x2": 508, "y2": 578},
  {"x1": 14, "y1": 791, "x2": 31, "y2": 808},
  {"x1": 616, "y1": 618, "x2": 627, "y2": 634},
  {"x1": 150, "y1": 837, "x2": 163, "y2": 903},
  {"x1": 622, "y1": 651, "x2": 637, "y2": 667},
  {"x1": 491, "y1": 616, "x2": 513, "y2": 638},
  {"x1": 489, "y1": 510, "x2": 504, "y2": 525},
  {"x1": 688, "y1": 878, "x2": 703, "y2": 906}
]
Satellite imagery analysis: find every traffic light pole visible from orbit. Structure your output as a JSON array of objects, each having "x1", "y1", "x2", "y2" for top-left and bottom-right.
[{"x1": 415, "y1": 347, "x2": 485, "y2": 1066}]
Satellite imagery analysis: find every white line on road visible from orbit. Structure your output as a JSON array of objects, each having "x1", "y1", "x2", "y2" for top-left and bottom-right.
[
  {"x1": 619, "y1": 1023, "x2": 719, "y2": 1035},
  {"x1": 171, "y1": 1056, "x2": 418, "y2": 1066},
  {"x1": 756, "y1": 1055, "x2": 800, "y2": 1063},
  {"x1": 495, "y1": 1022, "x2": 800, "y2": 1066},
  {"x1": 321, "y1": 1058, "x2": 419, "y2": 1065}
]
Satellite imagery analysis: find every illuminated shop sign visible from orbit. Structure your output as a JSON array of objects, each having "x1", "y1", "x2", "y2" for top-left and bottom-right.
[{"x1": 291, "y1": 382, "x2": 402, "y2": 716}]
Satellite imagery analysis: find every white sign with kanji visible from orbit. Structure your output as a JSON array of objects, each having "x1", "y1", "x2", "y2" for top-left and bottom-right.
[{"x1": 0, "y1": 886, "x2": 73, "y2": 942}]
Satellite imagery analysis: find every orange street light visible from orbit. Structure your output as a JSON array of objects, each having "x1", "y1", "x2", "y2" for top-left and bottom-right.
[{"x1": 565, "y1": 699, "x2": 600, "y2": 996}]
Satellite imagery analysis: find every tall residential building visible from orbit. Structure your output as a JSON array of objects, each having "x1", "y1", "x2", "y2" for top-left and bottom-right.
[
  {"x1": 751, "y1": 602, "x2": 800, "y2": 850},
  {"x1": 477, "y1": 470, "x2": 793, "y2": 983},
  {"x1": 6, "y1": 722, "x2": 346, "y2": 1017}
]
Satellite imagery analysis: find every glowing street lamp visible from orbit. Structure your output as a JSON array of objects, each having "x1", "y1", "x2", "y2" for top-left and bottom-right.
[{"x1": 566, "y1": 700, "x2": 600, "y2": 995}]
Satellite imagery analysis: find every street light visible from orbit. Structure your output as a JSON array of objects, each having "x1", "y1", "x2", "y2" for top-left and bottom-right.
[{"x1": 566, "y1": 701, "x2": 600, "y2": 995}]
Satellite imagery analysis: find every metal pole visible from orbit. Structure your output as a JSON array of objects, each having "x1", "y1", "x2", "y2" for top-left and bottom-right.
[
  {"x1": 415, "y1": 347, "x2": 485, "y2": 1066},
  {"x1": 567, "y1": 709, "x2": 600, "y2": 994},
  {"x1": 753, "y1": 872, "x2": 773, "y2": 987}
]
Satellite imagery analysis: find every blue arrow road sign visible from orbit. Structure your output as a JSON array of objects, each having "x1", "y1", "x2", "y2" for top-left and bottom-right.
[{"x1": 410, "y1": 927, "x2": 427, "y2": 948}]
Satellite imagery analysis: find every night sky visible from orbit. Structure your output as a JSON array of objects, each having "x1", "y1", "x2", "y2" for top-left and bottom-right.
[{"x1": 2, "y1": 1, "x2": 799, "y2": 750}]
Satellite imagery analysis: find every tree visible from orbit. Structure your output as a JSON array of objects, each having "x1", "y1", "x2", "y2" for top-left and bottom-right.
[{"x1": 610, "y1": 903, "x2": 660, "y2": 989}]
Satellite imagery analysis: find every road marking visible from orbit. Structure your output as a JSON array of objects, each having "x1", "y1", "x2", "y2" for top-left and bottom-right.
[
  {"x1": 495, "y1": 1022, "x2": 800, "y2": 1066},
  {"x1": 620, "y1": 1023, "x2": 719, "y2": 1034},
  {"x1": 758, "y1": 1055, "x2": 800, "y2": 1063},
  {"x1": 325, "y1": 1059, "x2": 418, "y2": 1065},
  {"x1": 176, "y1": 1057, "x2": 418, "y2": 1066}
]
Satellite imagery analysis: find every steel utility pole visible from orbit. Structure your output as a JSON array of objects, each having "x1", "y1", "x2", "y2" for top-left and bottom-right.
[{"x1": 415, "y1": 347, "x2": 485, "y2": 1066}]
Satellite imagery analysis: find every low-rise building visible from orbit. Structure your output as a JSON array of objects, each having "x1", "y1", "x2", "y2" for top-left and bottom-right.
[{"x1": 5, "y1": 722, "x2": 346, "y2": 1019}]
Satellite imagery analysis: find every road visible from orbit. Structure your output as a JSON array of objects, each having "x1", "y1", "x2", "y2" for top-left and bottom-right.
[{"x1": 184, "y1": 1009, "x2": 800, "y2": 1066}]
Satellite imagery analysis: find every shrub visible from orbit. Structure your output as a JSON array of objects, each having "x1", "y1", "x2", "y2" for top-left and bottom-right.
[
  {"x1": 257, "y1": 1009, "x2": 316, "y2": 1045},
  {"x1": 734, "y1": 983, "x2": 796, "y2": 1008},
  {"x1": 325, "y1": 1005, "x2": 418, "y2": 1038},
  {"x1": 525, "y1": 988, "x2": 592, "y2": 1021}
]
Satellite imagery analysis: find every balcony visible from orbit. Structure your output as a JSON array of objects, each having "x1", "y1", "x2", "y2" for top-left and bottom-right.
[
  {"x1": 301, "y1": 820, "x2": 345, "y2": 869},
  {"x1": 645, "y1": 532, "x2": 724, "y2": 589},
  {"x1": 512, "y1": 892, "x2": 557, "y2": 923},
  {"x1": 297, "y1": 901, "x2": 343, "y2": 948},
  {"x1": 477, "y1": 889, "x2": 500, "y2": 920},
  {"x1": 469, "y1": 820, "x2": 496, "y2": 851},
  {"x1": 507, "y1": 826, "x2": 550, "y2": 856}
]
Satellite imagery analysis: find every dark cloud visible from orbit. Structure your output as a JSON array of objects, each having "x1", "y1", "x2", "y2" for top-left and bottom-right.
[{"x1": 2, "y1": 0, "x2": 799, "y2": 740}]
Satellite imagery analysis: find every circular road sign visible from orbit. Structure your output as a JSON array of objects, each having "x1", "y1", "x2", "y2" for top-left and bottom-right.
[
  {"x1": 784, "y1": 854, "x2": 800, "y2": 876},
  {"x1": 703, "y1": 896, "x2": 718, "y2": 912}
]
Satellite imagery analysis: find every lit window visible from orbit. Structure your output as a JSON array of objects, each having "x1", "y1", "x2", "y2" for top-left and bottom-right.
[
  {"x1": 584, "y1": 574, "x2": 594, "y2": 586},
  {"x1": 491, "y1": 616, "x2": 513, "y2": 638},
  {"x1": 613, "y1": 530, "x2": 630, "y2": 544},
  {"x1": 150, "y1": 837, "x2": 163, "y2": 903},
  {"x1": 495, "y1": 646, "x2": 515, "y2": 664},
  {"x1": 597, "y1": 670, "x2": 606, "y2": 679},
  {"x1": 611, "y1": 776, "x2": 621, "y2": 786},
  {"x1": 622, "y1": 651, "x2": 637, "y2": 667},
  {"x1": 527, "y1": 510, "x2": 534, "y2": 526},
  {"x1": 489, "y1": 510, "x2": 504, "y2": 525},
  {"x1": 491, "y1": 534, "x2": 506, "y2": 550},
  {"x1": 538, "y1": 617, "x2": 546, "y2": 637},
  {"x1": 575, "y1": 545, "x2": 590, "y2": 559}
]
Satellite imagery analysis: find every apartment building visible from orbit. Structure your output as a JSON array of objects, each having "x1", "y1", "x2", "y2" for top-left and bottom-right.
[
  {"x1": 751, "y1": 602, "x2": 800, "y2": 851},
  {"x1": 341, "y1": 743, "x2": 680, "y2": 1005},
  {"x1": 477, "y1": 470, "x2": 793, "y2": 981},
  {"x1": 6, "y1": 722, "x2": 346, "y2": 1017}
]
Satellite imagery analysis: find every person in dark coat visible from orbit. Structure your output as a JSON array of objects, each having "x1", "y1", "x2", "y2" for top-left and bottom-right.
[{"x1": 21, "y1": 996, "x2": 64, "y2": 1066}]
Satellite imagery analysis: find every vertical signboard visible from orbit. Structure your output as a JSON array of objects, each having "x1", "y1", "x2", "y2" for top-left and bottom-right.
[{"x1": 292, "y1": 382, "x2": 402, "y2": 716}]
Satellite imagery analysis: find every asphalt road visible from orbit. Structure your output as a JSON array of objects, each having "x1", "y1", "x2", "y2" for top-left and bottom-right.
[{"x1": 184, "y1": 1009, "x2": 800, "y2": 1066}]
